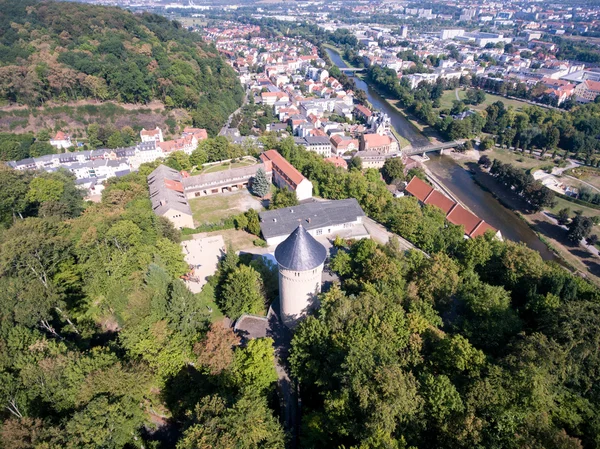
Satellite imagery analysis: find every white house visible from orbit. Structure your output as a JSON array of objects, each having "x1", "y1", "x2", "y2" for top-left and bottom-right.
[{"x1": 50, "y1": 131, "x2": 73, "y2": 150}]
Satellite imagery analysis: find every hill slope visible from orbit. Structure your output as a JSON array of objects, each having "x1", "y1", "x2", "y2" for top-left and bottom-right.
[{"x1": 0, "y1": 0, "x2": 243, "y2": 134}]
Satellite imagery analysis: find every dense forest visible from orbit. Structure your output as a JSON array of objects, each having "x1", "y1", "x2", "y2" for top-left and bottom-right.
[
  {"x1": 0, "y1": 163, "x2": 285, "y2": 448},
  {"x1": 2, "y1": 137, "x2": 600, "y2": 448},
  {"x1": 0, "y1": 0, "x2": 243, "y2": 135}
]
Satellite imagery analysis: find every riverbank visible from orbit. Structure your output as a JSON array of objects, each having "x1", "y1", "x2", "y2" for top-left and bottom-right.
[{"x1": 470, "y1": 165, "x2": 600, "y2": 286}]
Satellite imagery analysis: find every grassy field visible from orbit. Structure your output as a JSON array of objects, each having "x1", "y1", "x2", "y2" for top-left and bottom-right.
[
  {"x1": 566, "y1": 166, "x2": 600, "y2": 191},
  {"x1": 190, "y1": 190, "x2": 263, "y2": 224},
  {"x1": 485, "y1": 147, "x2": 550, "y2": 171},
  {"x1": 195, "y1": 283, "x2": 224, "y2": 323},
  {"x1": 199, "y1": 159, "x2": 256, "y2": 175},
  {"x1": 547, "y1": 196, "x2": 600, "y2": 218},
  {"x1": 438, "y1": 89, "x2": 534, "y2": 112}
]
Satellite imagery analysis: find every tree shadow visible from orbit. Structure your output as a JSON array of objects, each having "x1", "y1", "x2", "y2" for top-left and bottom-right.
[{"x1": 529, "y1": 217, "x2": 600, "y2": 277}]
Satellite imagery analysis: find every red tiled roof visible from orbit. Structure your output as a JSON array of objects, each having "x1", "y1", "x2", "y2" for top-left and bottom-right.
[
  {"x1": 584, "y1": 80, "x2": 600, "y2": 93},
  {"x1": 324, "y1": 156, "x2": 348, "y2": 169},
  {"x1": 470, "y1": 220, "x2": 497, "y2": 238},
  {"x1": 141, "y1": 128, "x2": 160, "y2": 137},
  {"x1": 260, "y1": 150, "x2": 305, "y2": 187},
  {"x1": 424, "y1": 190, "x2": 456, "y2": 214},
  {"x1": 355, "y1": 104, "x2": 373, "y2": 117},
  {"x1": 53, "y1": 131, "x2": 68, "y2": 140},
  {"x1": 164, "y1": 179, "x2": 184, "y2": 192},
  {"x1": 405, "y1": 176, "x2": 433, "y2": 202},
  {"x1": 446, "y1": 204, "x2": 481, "y2": 235},
  {"x1": 363, "y1": 133, "x2": 392, "y2": 149}
]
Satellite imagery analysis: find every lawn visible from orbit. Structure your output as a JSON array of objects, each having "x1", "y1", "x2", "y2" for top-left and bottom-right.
[
  {"x1": 566, "y1": 166, "x2": 600, "y2": 191},
  {"x1": 195, "y1": 283, "x2": 224, "y2": 323},
  {"x1": 199, "y1": 159, "x2": 256, "y2": 175},
  {"x1": 437, "y1": 89, "x2": 534, "y2": 112},
  {"x1": 190, "y1": 190, "x2": 263, "y2": 224},
  {"x1": 184, "y1": 228, "x2": 258, "y2": 252},
  {"x1": 485, "y1": 147, "x2": 550, "y2": 171},
  {"x1": 547, "y1": 196, "x2": 600, "y2": 218}
]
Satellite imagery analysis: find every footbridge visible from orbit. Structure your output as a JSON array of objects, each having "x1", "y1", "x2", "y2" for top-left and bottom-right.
[
  {"x1": 403, "y1": 140, "x2": 464, "y2": 157},
  {"x1": 339, "y1": 67, "x2": 366, "y2": 73}
]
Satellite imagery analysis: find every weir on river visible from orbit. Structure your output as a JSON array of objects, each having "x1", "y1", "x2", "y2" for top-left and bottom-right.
[{"x1": 325, "y1": 48, "x2": 557, "y2": 261}]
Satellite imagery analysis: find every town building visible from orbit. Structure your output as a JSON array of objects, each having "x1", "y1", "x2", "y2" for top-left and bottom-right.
[
  {"x1": 575, "y1": 80, "x2": 600, "y2": 103},
  {"x1": 295, "y1": 136, "x2": 332, "y2": 158},
  {"x1": 147, "y1": 165, "x2": 194, "y2": 229},
  {"x1": 182, "y1": 161, "x2": 272, "y2": 198},
  {"x1": 360, "y1": 133, "x2": 399, "y2": 153},
  {"x1": 275, "y1": 224, "x2": 327, "y2": 328},
  {"x1": 259, "y1": 198, "x2": 367, "y2": 246},
  {"x1": 140, "y1": 127, "x2": 164, "y2": 143},
  {"x1": 50, "y1": 131, "x2": 72, "y2": 150},
  {"x1": 330, "y1": 135, "x2": 359, "y2": 155},
  {"x1": 260, "y1": 149, "x2": 313, "y2": 201}
]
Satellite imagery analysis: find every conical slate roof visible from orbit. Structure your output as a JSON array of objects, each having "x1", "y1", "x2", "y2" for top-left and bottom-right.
[{"x1": 274, "y1": 225, "x2": 327, "y2": 271}]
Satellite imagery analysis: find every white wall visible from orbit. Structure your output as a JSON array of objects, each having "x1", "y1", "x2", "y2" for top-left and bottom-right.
[{"x1": 279, "y1": 263, "x2": 324, "y2": 328}]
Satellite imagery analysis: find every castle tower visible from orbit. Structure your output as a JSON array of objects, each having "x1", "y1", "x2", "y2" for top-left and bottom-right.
[{"x1": 274, "y1": 225, "x2": 327, "y2": 328}]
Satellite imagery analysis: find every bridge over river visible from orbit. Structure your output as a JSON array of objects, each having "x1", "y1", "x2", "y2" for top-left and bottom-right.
[
  {"x1": 339, "y1": 67, "x2": 366, "y2": 72},
  {"x1": 402, "y1": 140, "x2": 464, "y2": 156}
]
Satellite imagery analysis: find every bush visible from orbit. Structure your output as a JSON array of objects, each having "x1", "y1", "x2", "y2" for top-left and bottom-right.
[{"x1": 253, "y1": 238, "x2": 267, "y2": 247}]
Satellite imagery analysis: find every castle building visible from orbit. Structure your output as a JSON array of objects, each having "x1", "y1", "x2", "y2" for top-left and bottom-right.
[{"x1": 274, "y1": 225, "x2": 327, "y2": 328}]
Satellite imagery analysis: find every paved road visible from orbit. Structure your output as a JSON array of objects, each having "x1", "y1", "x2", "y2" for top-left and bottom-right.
[{"x1": 219, "y1": 89, "x2": 250, "y2": 136}]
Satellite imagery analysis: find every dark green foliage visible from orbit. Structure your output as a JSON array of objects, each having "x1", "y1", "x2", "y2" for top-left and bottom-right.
[
  {"x1": 567, "y1": 214, "x2": 594, "y2": 242},
  {"x1": 0, "y1": 0, "x2": 243, "y2": 134},
  {"x1": 269, "y1": 188, "x2": 299, "y2": 210},
  {"x1": 490, "y1": 159, "x2": 556, "y2": 211},
  {"x1": 250, "y1": 167, "x2": 270, "y2": 198}
]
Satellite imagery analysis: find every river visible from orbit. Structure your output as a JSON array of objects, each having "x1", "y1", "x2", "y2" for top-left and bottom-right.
[
  {"x1": 325, "y1": 48, "x2": 429, "y2": 148},
  {"x1": 325, "y1": 47, "x2": 557, "y2": 260}
]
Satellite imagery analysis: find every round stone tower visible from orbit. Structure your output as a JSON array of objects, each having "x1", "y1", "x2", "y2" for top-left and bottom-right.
[{"x1": 274, "y1": 225, "x2": 327, "y2": 328}]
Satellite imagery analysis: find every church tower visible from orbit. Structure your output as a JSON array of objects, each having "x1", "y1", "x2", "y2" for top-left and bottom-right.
[{"x1": 274, "y1": 225, "x2": 327, "y2": 328}]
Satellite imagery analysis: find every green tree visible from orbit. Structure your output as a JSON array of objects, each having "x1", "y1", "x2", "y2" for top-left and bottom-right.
[
  {"x1": 381, "y1": 157, "x2": 406, "y2": 185},
  {"x1": 557, "y1": 207, "x2": 571, "y2": 225},
  {"x1": 107, "y1": 131, "x2": 125, "y2": 149},
  {"x1": 189, "y1": 148, "x2": 207, "y2": 167},
  {"x1": 231, "y1": 338, "x2": 278, "y2": 393},
  {"x1": 26, "y1": 177, "x2": 64, "y2": 204},
  {"x1": 245, "y1": 208, "x2": 261, "y2": 236},
  {"x1": 177, "y1": 394, "x2": 286, "y2": 449},
  {"x1": 567, "y1": 215, "x2": 593, "y2": 242},
  {"x1": 165, "y1": 151, "x2": 192, "y2": 171},
  {"x1": 219, "y1": 265, "x2": 265, "y2": 320},
  {"x1": 251, "y1": 167, "x2": 270, "y2": 198},
  {"x1": 269, "y1": 188, "x2": 298, "y2": 210}
]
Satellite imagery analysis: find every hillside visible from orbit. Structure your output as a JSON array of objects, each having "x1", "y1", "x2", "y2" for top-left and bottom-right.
[{"x1": 0, "y1": 0, "x2": 243, "y2": 135}]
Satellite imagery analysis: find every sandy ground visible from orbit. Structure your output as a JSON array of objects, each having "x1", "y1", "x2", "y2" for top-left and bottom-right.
[{"x1": 181, "y1": 235, "x2": 226, "y2": 293}]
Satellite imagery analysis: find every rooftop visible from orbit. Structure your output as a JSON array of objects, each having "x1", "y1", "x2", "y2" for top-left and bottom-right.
[
  {"x1": 260, "y1": 149, "x2": 306, "y2": 187},
  {"x1": 260, "y1": 198, "x2": 365, "y2": 240},
  {"x1": 274, "y1": 224, "x2": 327, "y2": 271}
]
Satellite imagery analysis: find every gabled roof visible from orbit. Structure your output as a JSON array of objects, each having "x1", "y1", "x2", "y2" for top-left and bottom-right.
[
  {"x1": 446, "y1": 204, "x2": 481, "y2": 235},
  {"x1": 147, "y1": 165, "x2": 192, "y2": 217},
  {"x1": 405, "y1": 176, "x2": 434, "y2": 202},
  {"x1": 259, "y1": 198, "x2": 365, "y2": 240},
  {"x1": 424, "y1": 190, "x2": 456, "y2": 214},
  {"x1": 274, "y1": 225, "x2": 327, "y2": 271},
  {"x1": 260, "y1": 150, "x2": 306, "y2": 187}
]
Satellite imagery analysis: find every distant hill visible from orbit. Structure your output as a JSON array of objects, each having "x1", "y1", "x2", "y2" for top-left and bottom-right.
[{"x1": 0, "y1": 0, "x2": 243, "y2": 135}]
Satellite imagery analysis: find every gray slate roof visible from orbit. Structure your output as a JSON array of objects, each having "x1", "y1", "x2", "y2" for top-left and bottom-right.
[
  {"x1": 147, "y1": 165, "x2": 192, "y2": 217},
  {"x1": 274, "y1": 225, "x2": 327, "y2": 271},
  {"x1": 259, "y1": 198, "x2": 365, "y2": 240}
]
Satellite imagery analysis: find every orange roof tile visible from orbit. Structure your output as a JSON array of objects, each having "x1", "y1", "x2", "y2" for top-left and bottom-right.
[
  {"x1": 424, "y1": 190, "x2": 456, "y2": 214},
  {"x1": 405, "y1": 176, "x2": 433, "y2": 202},
  {"x1": 260, "y1": 149, "x2": 305, "y2": 187},
  {"x1": 446, "y1": 205, "x2": 481, "y2": 235},
  {"x1": 469, "y1": 220, "x2": 497, "y2": 238}
]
